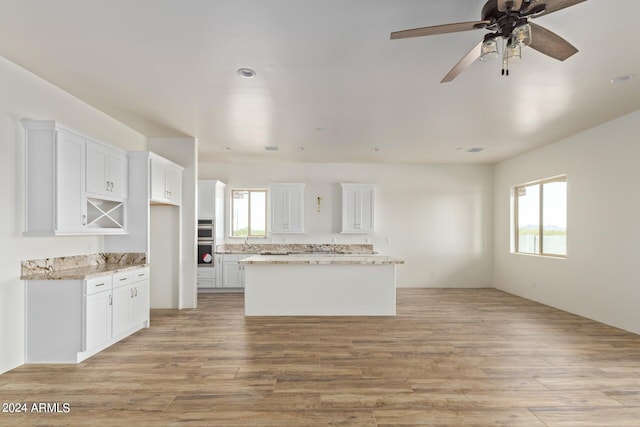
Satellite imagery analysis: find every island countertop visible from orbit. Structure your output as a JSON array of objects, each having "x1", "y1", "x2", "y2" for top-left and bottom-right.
[{"x1": 238, "y1": 254, "x2": 404, "y2": 265}]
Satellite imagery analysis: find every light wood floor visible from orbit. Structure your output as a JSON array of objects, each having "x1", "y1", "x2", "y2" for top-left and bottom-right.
[{"x1": 3, "y1": 289, "x2": 640, "y2": 426}]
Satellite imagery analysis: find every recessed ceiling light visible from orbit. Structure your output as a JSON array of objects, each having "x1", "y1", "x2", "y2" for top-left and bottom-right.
[
  {"x1": 371, "y1": 148, "x2": 380, "y2": 152},
  {"x1": 237, "y1": 68, "x2": 256, "y2": 79},
  {"x1": 224, "y1": 146, "x2": 231, "y2": 151},
  {"x1": 265, "y1": 145, "x2": 279, "y2": 151},
  {"x1": 467, "y1": 147, "x2": 484, "y2": 153},
  {"x1": 611, "y1": 74, "x2": 635, "y2": 84},
  {"x1": 297, "y1": 147, "x2": 305, "y2": 151}
]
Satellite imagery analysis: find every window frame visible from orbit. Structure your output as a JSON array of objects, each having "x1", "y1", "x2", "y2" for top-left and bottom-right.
[
  {"x1": 513, "y1": 175, "x2": 567, "y2": 258},
  {"x1": 230, "y1": 188, "x2": 268, "y2": 238}
]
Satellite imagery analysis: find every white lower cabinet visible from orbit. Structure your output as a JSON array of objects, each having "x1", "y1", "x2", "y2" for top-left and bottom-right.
[
  {"x1": 197, "y1": 266, "x2": 216, "y2": 289},
  {"x1": 25, "y1": 266, "x2": 150, "y2": 364},
  {"x1": 220, "y1": 254, "x2": 256, "y2": 289},
  {"x1": 85, "y1": 282, "x2": 113, "y2": 351},
  {"x1": 112, "y1": 269, "x2": 149, "y2": 338}
]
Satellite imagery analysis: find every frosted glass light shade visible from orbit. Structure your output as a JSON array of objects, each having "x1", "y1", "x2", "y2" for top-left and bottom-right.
[{"x1": 480, "y1": 39, "x2": 499, "y2": 62}]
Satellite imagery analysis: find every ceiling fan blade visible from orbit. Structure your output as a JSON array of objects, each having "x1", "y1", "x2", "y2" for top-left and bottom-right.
[
  {"x1": 440, "y1": 40, "x2": 483, "y2": 83},
  {"x1": 498, "y1": 0, "x2": 524, "y2": 12},
  {"x1": 532, "y1": 0, "x2": 586, "y2": 17},
  {"x1": 390, "y1": 21, "x2": 490, "y2": 40},
  {"x1": 528, "y1": 22, "x2": 578, "y2": 61}
]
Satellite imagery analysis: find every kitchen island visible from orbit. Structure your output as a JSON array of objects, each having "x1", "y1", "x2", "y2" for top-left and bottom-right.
[{"x1": 239, "y1": 254, "x2": 403, "y2": 316}]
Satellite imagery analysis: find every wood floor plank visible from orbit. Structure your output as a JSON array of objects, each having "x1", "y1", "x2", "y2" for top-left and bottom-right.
[{"x1": 2, "y1": 288, "x2": 640, "y2": 426}]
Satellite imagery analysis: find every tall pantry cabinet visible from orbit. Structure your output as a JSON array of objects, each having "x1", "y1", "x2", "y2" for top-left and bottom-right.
[{"x1": 197, "y1": 180, "x2": 226, "y2": 290}]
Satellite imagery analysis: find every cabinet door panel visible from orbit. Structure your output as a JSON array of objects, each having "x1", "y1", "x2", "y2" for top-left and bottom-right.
[
  {"x1": 86, "y1": 143, "x2": 108, "y2": 195},
  {"x1": 56, "y1": 130, "x2": 86, "y2": 232},
  {"x1": 359, "y1": 187, "x2": 375, "y2": 232},
  {"x1": 287, "y1": 186, "x2": 304, "y2": 232},
  {"x1": 222, "y1": 259, "x2": 243, "y2": 287},
  {"x1": 131, "y1": 282, "x2": 149, "y2": 326},
  {"x1": 150, "y1": 159, "x2": 166, "y2": 201},
  {"x1": 112, "y1": 284, "x2": 132, "y2": 338},
  {"x1": 85, "y1": 290, "x2": 112, "y2": 350},
  {"x1": 108, "y1": 151, "x2": 128, "y2": 198},
  {"x1": 270, "y1": 185, "x2": 288, "y2": 231},
  {"x1": 165, "y1": 166, "x2": 181, "y2": 204},
  {"x1": 341, "y1": 186, "x2": 358, "y2": 232},
  {"x1": 198, "y1": 182, "x2": 215, "y2": 219}
]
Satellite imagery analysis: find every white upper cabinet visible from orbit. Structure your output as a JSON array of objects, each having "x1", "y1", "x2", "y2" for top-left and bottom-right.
[
  {"x1": 198, "y1": 180, "x2": 226, "y2": 248},
  {"x1": 341, "y1": 183, "x2": 375, "y2": 234},
  {"x1": 149, "y1": 155, "x2": 183, "y2": 206},
  {"x1": 55, "y1": 129, "x2": 87, "y2": 233},
  {"x1": 198, "y1": 182, "x2": 215, "y2": 219},
  {"x1": 270, "y1": 183, "x2": 305, "y2": 233},
  {"x1": 86, "y1": 142, "x2": 128, "y2": 199},
  {"x1": 22, "y1": 119, "x2": 128, "y2": 235}
]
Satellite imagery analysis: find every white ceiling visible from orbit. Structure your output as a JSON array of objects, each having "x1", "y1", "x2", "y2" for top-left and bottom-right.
[{"x1": 1, "y1": 0, "x2": 639, "y2": 164}]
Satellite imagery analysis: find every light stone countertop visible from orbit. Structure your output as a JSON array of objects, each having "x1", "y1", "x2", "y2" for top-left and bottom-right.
[
  {"x1": 21, "y1": 262, "x2": 149, "y2": 281},
  {"x1": 21, "y1": 253, "x2": 148, "y2": 281},
  {"x1": 238, "y1": 254, "x2": 403, "y2": 265}
]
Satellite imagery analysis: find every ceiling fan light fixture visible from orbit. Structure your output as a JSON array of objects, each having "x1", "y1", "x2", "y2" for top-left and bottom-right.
[
  {"x1": 480, "y1": 38, "x2": 499, "y2": 62},
  {"x1": 513, "y1": 24, "x2": 532, "y2": 47},
  {"x1": 504, "y1": 41, "x2": 522, "y2": 63}
]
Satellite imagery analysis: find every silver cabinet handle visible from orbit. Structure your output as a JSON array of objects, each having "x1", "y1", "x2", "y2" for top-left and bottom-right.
[
  {"x1": 135, "y1": 287, "x2": 138, "y2": 297},
  {"x1": 82, "y1": 214, "x2": 87, "y2": 226},
  {"x1": 109, "y1": 294, "x2": 112, "y2": 305},
  {"x1": 95, "y1": 282, "x2": 105, "y2": 287},
  {"x1": 106, "y1": 180, "x2": 110, "y2": 191}
]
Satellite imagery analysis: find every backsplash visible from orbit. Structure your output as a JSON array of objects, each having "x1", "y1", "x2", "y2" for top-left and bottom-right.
[
  {"x1": 216, "y1": 243, "x2": 375, "y2": 254},
  {"x1": 22, "y1": 252, "x2": 147, "y2": 276}
]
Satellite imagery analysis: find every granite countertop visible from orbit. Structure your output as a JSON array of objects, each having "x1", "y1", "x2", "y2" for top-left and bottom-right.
[
  {"x1": 215, "y1": 243, "x2": 376, "y2": 255},
  {"x1": 238, "y1": 254, "x2": 404, "y2": 265},
  {"x1": 21, "y1": 253, "x2": 148, "y2": 280},
  {"x1": 21, "y1": 262, "x2": 149, "y2": 281}
]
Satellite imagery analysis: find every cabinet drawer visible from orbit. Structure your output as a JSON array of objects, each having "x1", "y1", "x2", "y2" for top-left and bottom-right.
[
  {"x1": 113, "y1": 267, "x2": 149, "y2": 288},
  {"x1": 85, "y1": 276, "x2": 113, "y2": 295},
  {"x1": 197, "y1": 267, "x2": 215, "y2": 278},
  {"x1": 112, "y1": 271, "x2": 133, "y2": 287},
  {"x1": 130, "y1": 267, "x2": 150, "y2": 283},
  {"x1": 197, "y1": 278, "x2": 216, "y2": 288}
]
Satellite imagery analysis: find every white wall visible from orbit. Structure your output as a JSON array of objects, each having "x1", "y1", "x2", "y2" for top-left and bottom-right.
[
  {"x1": 199, "y1": 162, "x2": 494, "y2": 288},
  {"x1": 0, "y1": 57, "x2": 146, "y2": 374},
  {"x1": 494, "y1": 110, "x2": 640, "y2": 335}
]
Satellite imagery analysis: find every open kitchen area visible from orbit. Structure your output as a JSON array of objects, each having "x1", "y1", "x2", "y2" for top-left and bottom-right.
[
  {"x1": 5, "y1": 1, "x2": 640, "y2": 425},
  {"x1": 196, "y1": 179, "x2": 404, "y2": 316}
]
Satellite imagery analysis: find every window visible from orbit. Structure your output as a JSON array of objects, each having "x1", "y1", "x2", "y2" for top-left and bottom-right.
[
  {"x1": 514, "y1": 176, "x2": 567, "y2": 257},
  {"x1": 231, "y1": 189, "x2": 267, "y2": 237}
]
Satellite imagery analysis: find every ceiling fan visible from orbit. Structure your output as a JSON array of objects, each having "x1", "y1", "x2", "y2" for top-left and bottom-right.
[{"x1": 391, "y1": 0, "x2": 586, "y2": 82}]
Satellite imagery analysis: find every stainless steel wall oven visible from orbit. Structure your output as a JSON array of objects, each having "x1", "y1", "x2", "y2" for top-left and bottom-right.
[{"x1": 198, "y1": 219, "x2": 214, "y2": 265}]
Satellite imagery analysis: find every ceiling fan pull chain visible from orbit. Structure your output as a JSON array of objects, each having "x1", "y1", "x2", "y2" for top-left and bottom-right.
[{"x1": 502, "y1": 38, "x2": 510, "y2": 77}]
